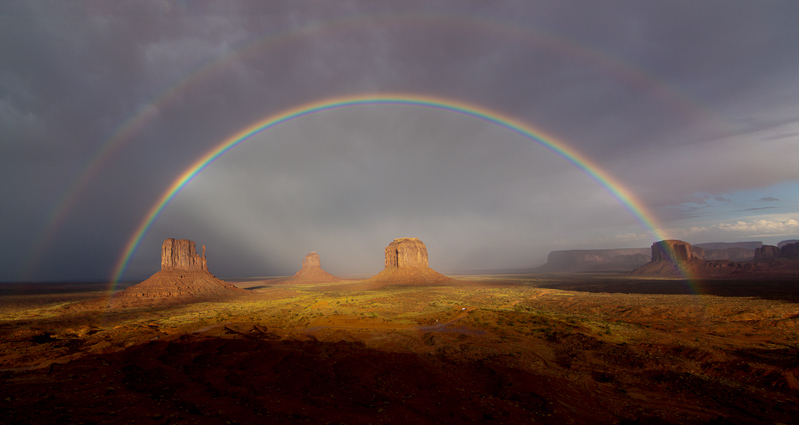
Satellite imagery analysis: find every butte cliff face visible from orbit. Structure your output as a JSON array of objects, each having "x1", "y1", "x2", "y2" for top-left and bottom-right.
[
  {"x1": 651, "y1": 240, "x2": 694, "y2": 262},
  {"x1": 369, "y1": 238, "x2": 450, "y2": 285},
  {"x1": 632, "y1": 240, "x2": 702, "y2": 276},
  {"x1": 385, "y1": 238, "x2": 429, "y2": 268},
  {"x1": 109, "y1": 238, "x2": 244, "y2": 307},
  {"x1": 161, "y1": 238, "x2": 208, "y2": 272},
  {"x1": 284, "y1": 251, "x2": 342, "y2": 284}
]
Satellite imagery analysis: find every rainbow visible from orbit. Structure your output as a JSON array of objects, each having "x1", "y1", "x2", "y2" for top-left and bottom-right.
[
  {"x1": 22, "y1": 13, "x2": 727, "y2": 280},
  {"x1": 110, "y1": 93, "x2": 695, "y2": 288}
]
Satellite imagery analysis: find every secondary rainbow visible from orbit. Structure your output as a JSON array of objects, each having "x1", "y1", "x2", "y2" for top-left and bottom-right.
[
  {"x1": 111, "y1": 93, "x2": 692, "y2": 288},
  {"x1": 24, "y1": 13, "x2": 730, "y2": 282}
]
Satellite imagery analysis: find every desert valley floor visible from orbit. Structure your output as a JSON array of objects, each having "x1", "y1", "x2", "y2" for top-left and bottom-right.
[{"x1": 1, "y1": 274, "x2": 798, "y2": 425}]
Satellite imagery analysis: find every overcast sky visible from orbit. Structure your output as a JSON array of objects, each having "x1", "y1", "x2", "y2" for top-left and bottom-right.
[{"x1": 2, "y1": 1, "x2": 798, "y2": 282}]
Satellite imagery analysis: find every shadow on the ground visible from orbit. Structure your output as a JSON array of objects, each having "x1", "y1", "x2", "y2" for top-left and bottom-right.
[{"x1": 536, "y1": 277, "x2": 799, "y2": 303}]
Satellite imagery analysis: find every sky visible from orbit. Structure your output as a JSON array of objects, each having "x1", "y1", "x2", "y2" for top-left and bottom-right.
[{"x1": 2, "y1": 0, "x2": 798, "y2": 282}]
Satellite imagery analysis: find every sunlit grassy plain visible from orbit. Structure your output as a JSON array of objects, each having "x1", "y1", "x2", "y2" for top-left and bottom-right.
[
  {"x1": 3, "y1": 274, "x2": 799, "y2": 424},
  {"x1": 3, "y1": 273, "x2": 797, "y2": 365}
]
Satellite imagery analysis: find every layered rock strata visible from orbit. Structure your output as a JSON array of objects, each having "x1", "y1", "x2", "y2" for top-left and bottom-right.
[{"x1": 161, "y1": 238, "x2": 208, "y2": 272}]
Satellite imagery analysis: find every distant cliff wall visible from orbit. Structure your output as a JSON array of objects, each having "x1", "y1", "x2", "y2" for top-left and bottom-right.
[{"x1": 536, "y1": 248, "x2": 651, "y2": 272}]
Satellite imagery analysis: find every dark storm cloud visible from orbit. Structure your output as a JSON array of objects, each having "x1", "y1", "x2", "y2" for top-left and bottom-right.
[{"x1": 2, "y1": 1, "x2": 799, "y2": 281}]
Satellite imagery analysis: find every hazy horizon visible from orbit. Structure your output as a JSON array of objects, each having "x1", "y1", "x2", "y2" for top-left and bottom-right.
[{"x1": 2, "y1": 1, "x2": 798, "y2": 282}]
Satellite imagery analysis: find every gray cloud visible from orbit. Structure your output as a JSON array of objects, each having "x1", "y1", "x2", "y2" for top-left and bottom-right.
[{"x1": 2, "y1": 1, "x2": 799, "y2": 281}]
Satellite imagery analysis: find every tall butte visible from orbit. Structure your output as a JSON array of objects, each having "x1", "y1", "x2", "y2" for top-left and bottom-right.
[
  {"x1": 368, "y1": 237, "x2": 450, "y2": 285},
  {"x1": 109, "y1": 238, "x2": 245, "y2": 307},
  {"x1": 284, "y1": 251, "x2": 342, "y2": 283},
  {"x1": 632, "y1": 240, "x2": 699, "y2": 276}
]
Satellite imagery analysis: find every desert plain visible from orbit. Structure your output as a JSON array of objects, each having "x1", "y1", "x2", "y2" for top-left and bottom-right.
[{"x1": 1, "y1": 271, "x2": 799, "y2": 425}]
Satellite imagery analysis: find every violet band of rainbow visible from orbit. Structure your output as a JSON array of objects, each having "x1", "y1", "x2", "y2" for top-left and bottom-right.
[{"x1": 110, "y1": 93, "x2": 695, "y2": 289}]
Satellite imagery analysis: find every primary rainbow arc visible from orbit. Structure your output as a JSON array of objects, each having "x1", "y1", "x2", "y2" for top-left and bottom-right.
[{"x1": 111, "y1": 93, "x2": 681, "y2": 287}]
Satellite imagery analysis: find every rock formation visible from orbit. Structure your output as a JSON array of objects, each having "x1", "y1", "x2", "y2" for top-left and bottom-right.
[
  {"x1": 632, "y1": 240, "x2": 703, "y2": 276},
  {"x1": 694, "y1": 241, "x2": 763, "y2": 251},
  {"x1": 284, "y1": 251, "x2": 342, "y2": 284},
  {"x1": 754, "y1": 245, "x2": 782, "y2": 260},
  {"x1": 651, "y1": 240, "x2": 694, "y2": 262},
  {"x1": 385, "y1": 238, "x2": 429, "y2": 268},
  {"x1": 536, "y1": 248, "x2": 651, "y2": 272},
  {"x1": 369, "y1": 238, "x2": 450, "y2": 285},
  {"x1": 108, "y1": 238, "x2": 244, "y2": 307},
  {"x1": 782, "y1": 242, "x2": 799, "y2": 259},
  {"x1": 161, "y1": 238, "x2": 208, "y2": 272},
  {"x1": 634, "y1": 239, "x2": 799, "y2": 277},
  {"x1": 694, "y1": 247, "x2": 756, "y2": 261},
  {"x1": 754, "y1": 242, "x2": 799, "y2": 260}
]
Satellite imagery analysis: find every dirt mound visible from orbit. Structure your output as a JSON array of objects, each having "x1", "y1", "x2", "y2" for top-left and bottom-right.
[{"x1": 105, "y1": 271, "x2": 247, "y2": 307}]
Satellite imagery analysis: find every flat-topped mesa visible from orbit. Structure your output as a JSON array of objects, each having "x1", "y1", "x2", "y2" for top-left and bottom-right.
[
  {"x1": 754, "y1": 245, "x2": 782, "y2": 260},
  {"x1": 754, "y1": 242, "x2": 799, "y2": 260},
  {"x1": 651, "y1": 240, "x2": 694, "y2": 262},
  {"x1": 161, "y1": 238, "x2": 208, "y2": 272},
  {"x1": 632, "y1": 239, "x2": 700, "y2": 276},
  {"x1": 385, "y1": 237, "x2": 429, "y2": 269}
]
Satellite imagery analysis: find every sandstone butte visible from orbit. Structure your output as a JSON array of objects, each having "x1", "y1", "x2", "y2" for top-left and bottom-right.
[
  {"x1": 368, "y1": 237, "x2": 451, "y2": 285},
  {"x1": 283, "y1": 251, "x2": 342, "y2": 284},
  {"x1": 108, "y1": 238, "x2": 246, "y2": 307},
  {"x1": 633, "y1": 240, "x2": 799, "y2": 277}
]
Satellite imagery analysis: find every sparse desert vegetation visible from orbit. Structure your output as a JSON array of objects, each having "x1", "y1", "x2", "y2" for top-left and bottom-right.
[{"x1": 1, "y1": 274, "x2": 798, "y2": 424}]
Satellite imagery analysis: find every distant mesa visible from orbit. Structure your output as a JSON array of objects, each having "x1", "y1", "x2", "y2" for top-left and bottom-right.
[
  {"x1": 633, "y1": 239, "x2": 799, "y2": 277},
  {"x1": 283, "y1": 251, "x2": 342, "y2": 284},
  {"x1": 368, "y1": 238, "x2": 450, "y2": 285},
  {"x1": 632, "y1": 240, "x2": 701, "y2": 276},
  {"x1": 754, "y1": 245, "x2": 782, "y2": 260},
  {"x1": 536, "y1": 248, "x2": 651, "y2": 272},
  {"x1": 651, "y1": 240, "x2": 694, "y2": 262},
  {"x1": 109, "y1": 238, "x2": 245, "y2": 307},
  {"x1": 755, "y1": 243, "x2": 799, "y2": 260},
  {"x1": 694, "y1": 241, "x2": 763, "y2": 251}
]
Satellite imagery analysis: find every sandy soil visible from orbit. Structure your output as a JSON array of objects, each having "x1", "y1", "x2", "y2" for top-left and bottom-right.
[{"x1": 1, "y1": 274, "x2": 798, "y2": 424}]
